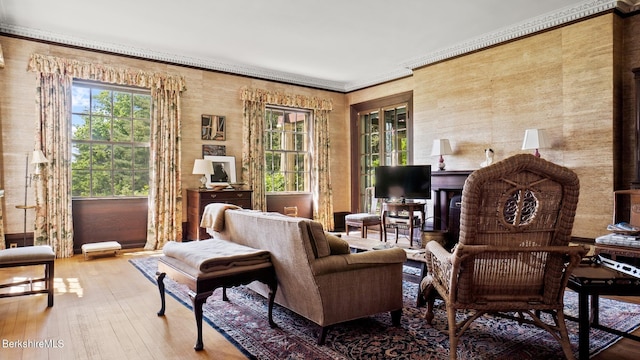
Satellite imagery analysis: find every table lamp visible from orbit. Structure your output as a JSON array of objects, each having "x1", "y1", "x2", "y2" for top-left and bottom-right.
[
  {"x1": 431, "y1": 139, "x2": 452, "y2": 171},
  {"x1": 521, "y1": 129, "x2": 549, "y2": 157},
  {"x1": 192, "y1": 159, "x2": 212, "y2": 189}
]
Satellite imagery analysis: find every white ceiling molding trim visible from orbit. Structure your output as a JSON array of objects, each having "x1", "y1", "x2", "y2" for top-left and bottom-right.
[
  {"x1": 0, "y1": 23, "x2": 347, "y2": 92},
  {"x1": 399, "y1": 0, "x2": 619, "y2": 72},
  {"x1": 0, "y1": 0, "x2": 635, "y2": 93}
]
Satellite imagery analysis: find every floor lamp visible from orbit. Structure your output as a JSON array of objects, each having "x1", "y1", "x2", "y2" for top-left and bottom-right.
[{"x1": 15, "y1": 150, "x2": 48, "y2": 246}]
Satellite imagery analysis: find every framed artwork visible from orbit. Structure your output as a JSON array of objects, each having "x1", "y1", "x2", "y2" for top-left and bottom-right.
[
  {"x1": 202, "y1": 144, "x2": 226, "y2": 157},
  {"x1": 201, "y1": 114, "x2": 226, "y2": 140},
  {"x1": 204, "y1": 155, "x2": 236, "y2": 187}
]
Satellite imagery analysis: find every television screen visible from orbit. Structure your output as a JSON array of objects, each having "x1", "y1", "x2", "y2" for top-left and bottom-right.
[{"x1": 374, "y1": 165, "x2": 432, "y2": 200}]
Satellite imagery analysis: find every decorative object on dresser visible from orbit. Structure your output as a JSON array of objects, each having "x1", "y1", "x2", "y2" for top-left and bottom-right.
[
  {"x1": 431, "y1": 138, "x2": 452, "y2": 171},
  {"x1": 480, "y1": 148, "x2": 494, "y2": 167},
  {"x1": 203, "y1": 155, "x2": 236, "y2": 188},
  {"x1": 186, "y1": 189, "x2": 252, "y2": 240},
  {"x1": 521, "y1": 128, "x2": 549, "y2": 157},
  {"x1": 192, "y1": 159, "x2": 211, "y2": 189}
]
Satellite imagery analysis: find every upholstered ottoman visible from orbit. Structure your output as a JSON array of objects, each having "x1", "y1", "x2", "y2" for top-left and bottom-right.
[
  {"x1": 0, "y1": 245, "x2": 55, "y2": 306},
  {"x1": 156, "y1": 239, "x2": 277, "y2": 351},
  {"x1": 81, "y1": 241, "x2": 121, "y2": 260}
]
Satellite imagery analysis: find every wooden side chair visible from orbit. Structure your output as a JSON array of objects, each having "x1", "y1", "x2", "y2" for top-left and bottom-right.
[
  {"x1": 421, "y1": 154, "x2": 588, "y2": 359},
  {"x1": 0, "y1": 245, "x2": 55, "y2": 307},
  {"x1": 345, "y1": 187, "x2": 381, "y2": 238}
]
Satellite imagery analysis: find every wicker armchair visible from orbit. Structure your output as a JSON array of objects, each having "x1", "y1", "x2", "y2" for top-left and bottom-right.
[{"x1": 421, "y1": 154, "x2": 588, "y2": 360}]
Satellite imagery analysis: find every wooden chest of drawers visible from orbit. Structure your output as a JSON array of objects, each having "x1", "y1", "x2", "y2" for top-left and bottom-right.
[{"x1": 186, "y1": 189, "x2": 253, "y2": 240}]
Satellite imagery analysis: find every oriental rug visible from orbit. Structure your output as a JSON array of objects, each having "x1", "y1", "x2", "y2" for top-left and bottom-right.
[{"x1": 130, "y1": 256, "x2": 640, "y2": 359}]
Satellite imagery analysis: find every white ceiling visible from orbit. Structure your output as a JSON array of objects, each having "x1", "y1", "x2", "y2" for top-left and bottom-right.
[{"x1": 0, "y1": 0, "x2": 638, "y2": 92}]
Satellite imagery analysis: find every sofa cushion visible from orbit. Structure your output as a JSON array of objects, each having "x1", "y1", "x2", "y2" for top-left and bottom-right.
[
  {"x1": 308, "y1": 221, "x2": 331, "y2": 258},
  {"x1": 325, "y1": 232, "x2": 350, "y2": 255}
]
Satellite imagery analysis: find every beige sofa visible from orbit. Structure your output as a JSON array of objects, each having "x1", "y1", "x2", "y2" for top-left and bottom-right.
[{"x1": 211, "y1": 209, "x2": 407, "y2": 344}]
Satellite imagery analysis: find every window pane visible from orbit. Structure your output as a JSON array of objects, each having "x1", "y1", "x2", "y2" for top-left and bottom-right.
[
  {"x1": 72, "y1": 170, "x2": 90, "y2": 197},
  {"x1": 91, "y1": 116, "x2": 111, "y2": 141},
  {"x1": 72, "y1": 114, "x2": 90, "y2": 140},
  {"x1": 71, "y1": 143, "x2": 90, "y2": 170},
  {"x1": 113, "y1": 91, "x2": 132, "y2": 117},
  {"x1": 295, "y1": 133, "x2": 304, "y2": 151},
  {"x1": 114, "y1": 171, "x2": 133, "y2": 196},
  {"x1": 113, "y1": 145, "x2": 132, "y2": 170},
  {"x1": 92, "y1": 144, "x2": 112, "y2": 170},
  {"x1": 92, "y1": 170, "x2": 112, "y2": 197},
  {"x1": 270, "y1": 132, "x2": 282, "y2": 150},
  {"x1": 133, "y1": 94, "x2": 150, "y2": 119},
  {"x1": 72, "y1": 87, "x2": 91, "y2": 114},
  {"x1": 134, "y1": 171, "x2": 149, "y2": 196},
  {"x1": 134, "y1": 147, "x2": 150, "y2": 169},
  {"x1": 133, "y1": 119, "x2": 150, "y2": 142},
  {"x1": 91, "y1": 89, "x2": 112, "y2": 116},
  {"x1": 113, "y1": 118, "x2": 132, "y2": 142}
]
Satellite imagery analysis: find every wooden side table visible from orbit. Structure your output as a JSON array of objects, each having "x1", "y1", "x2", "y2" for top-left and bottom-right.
[{"x1": 381, "y1": 202, "x2": 425, "y2": 247}]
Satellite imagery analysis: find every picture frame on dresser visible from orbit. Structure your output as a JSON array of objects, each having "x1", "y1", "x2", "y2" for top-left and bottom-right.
[{"x1": 204, "y1": 155, "x2": 236, "y2": 187}]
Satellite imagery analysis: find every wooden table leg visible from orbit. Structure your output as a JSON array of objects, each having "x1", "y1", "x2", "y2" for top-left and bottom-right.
[
  {"x1": 156, "y1": 272, "x2": 166, "y2": 316},
  {"x1": 577, "y1": 290, "x2": 590, "y2": 360},
  {"x1": 191, "y1": 291, "x2": 207, "y2": 351}
]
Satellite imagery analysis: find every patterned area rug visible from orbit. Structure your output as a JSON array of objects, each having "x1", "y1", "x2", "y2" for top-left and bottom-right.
[{"x1": 131, "y1": 256, "x2": 640, "y2": 359}]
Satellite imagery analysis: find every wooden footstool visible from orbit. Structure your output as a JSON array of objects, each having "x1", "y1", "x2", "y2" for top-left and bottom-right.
[
  {"x1": 156, "y1": 239, "x2": 277, "y2": 351},
  {"x1": 81, "y1": 241, "x2": 121, "y2": 260}
]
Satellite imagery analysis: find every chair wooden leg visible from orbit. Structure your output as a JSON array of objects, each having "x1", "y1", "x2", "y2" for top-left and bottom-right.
[
  {"x1": 46, "y1": 261, "x2": 54, "y2": 307},
  {"x1": 318, "y1": 326, "x2": 328, "y2": 345},
  {"x1": 362, "y1": 225, "x2": 367, "y2": 238},
  {"x1": 447, "y1": 305, "x2": 458, "y2": 360},
  {"x1": 556, "y1": 311, "x2": 576, "y2": 360}
]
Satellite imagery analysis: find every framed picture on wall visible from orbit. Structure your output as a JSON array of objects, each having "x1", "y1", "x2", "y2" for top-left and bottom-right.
[
  {"x1": 204, "y1": 155, "x2": 236, "y2": 187},
  {"x1": 202, "y1": 144, "x2": 226, "y2": 157},
  {"x1": 201, "y1": 114, "x2": 226, "y2": 140}
]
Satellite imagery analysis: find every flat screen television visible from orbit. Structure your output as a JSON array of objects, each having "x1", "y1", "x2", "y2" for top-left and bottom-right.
[{"x1": 374, "y1": 165, "x2": 432, "y2": 200}]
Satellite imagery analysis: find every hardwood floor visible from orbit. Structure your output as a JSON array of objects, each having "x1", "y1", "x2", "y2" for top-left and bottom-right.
[
  {"x1": 1, "y1": 250, "x2": 639, "y2": 359},
  {"x1": 0, "y1": 251, "x2": 246, "y2": 360}
]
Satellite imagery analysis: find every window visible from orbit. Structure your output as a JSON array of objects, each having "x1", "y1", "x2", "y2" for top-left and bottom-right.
[
  {"x1": 350, "y1": 91, "x2": 412, "y2": 211},
  {"x1": 359, "y1": 103, "x2": 409, "y2": 194},
  {"x1": 264, "y1": 106, "x2": 311, "y2": 192},
  {"x1": 71, "y1": 81, "x2": 151, "y2": 197}
]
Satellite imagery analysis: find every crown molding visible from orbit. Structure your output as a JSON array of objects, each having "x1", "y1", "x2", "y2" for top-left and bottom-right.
[
  {"x1": 398, "y1": 0, "x2": 620, "y2": 72},
  {"x1": 0, "y1": 23, "x2": 347, "y2": 92},
  {"x1": 0, "y1": 0, "x2": 633, "y2": 93}
]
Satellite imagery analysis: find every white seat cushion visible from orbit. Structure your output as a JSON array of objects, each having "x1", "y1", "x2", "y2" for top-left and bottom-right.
[{"x1": 345, "y1": 213, "x2": 379, "y2": 221}]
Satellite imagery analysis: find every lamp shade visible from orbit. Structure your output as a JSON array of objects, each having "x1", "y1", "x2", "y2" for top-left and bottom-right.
[
  {"x1": 521, "y1": 129, "x2": 549, "y2": 150},
  {"x1": 192, "y1": 159, "x2": 212, "y2": 175},
  {"x1": 31, "y1": 150, "x2": 49, "y2": 164},
  {"x1": 431, "y1": 139, "x2": 452, "y2": 156}
]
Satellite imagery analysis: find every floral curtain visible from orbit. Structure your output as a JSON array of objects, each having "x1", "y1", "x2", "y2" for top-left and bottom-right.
[
  {"x1": 241, "y1": 89, "x2": 267, "y2": 211},
  {"x1": 31, "y1": 71, "x2": 74, "y2": 258},
  {"x1": 28, "y1": 54, "x2": 186, "y2": 256},
  {"x1": 312, "y1": 109, "x2": 334, "y2": 230},
  {"x1": 240, "y1": 87, "x2": 334, "y2": 229},
  {"x1": 144, "y1": 85, "x2": 183, "y2": 250}
]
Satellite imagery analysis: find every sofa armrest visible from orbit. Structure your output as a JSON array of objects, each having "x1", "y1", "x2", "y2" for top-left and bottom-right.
[{"x1": 311, "y1": 248, "x2": 406, "y2": 276}]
